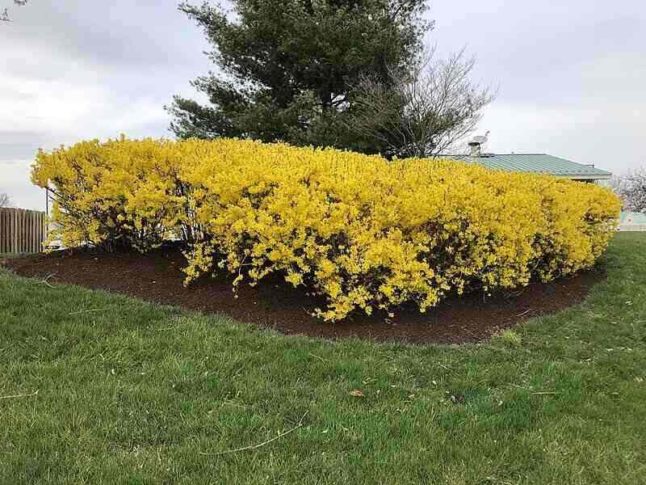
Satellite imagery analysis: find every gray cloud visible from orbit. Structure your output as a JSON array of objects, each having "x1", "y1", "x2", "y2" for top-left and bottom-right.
[
  {"x1": 429, "y1": 0, "x2": 646, "y2": 174},
  {"x1": 1, "y1": 0, "x2": 208, "y2": 68},
  {"x1": 0, "y1": 130, "x2": 47, "y2": 159}
]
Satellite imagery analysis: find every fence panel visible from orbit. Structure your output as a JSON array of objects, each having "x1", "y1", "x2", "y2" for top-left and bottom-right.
[
  {"x1": 619, "y1": 224, "x2": 646, "y2": 232},
  {"x1": 0, "y1": 208, "x2": 47, "y2": 255}
]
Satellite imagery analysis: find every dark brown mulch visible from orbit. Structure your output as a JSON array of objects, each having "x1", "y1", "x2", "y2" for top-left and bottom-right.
[{"x1": 2, "y1": 247, "x2": 604, "y2": 345}]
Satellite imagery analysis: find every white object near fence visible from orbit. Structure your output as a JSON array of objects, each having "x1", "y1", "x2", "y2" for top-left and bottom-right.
[{"x1": 0, "y1": 208, "x2": 48, "y2": 255}]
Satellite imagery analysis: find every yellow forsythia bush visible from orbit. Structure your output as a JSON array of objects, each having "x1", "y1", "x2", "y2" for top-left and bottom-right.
[{"x1": 32, "y1": 137, "x2": 621, "y2": 321}]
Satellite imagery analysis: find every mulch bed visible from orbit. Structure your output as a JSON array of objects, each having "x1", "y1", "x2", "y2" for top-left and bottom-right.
[{"x1": 3, "y1": 247, "x2": 604, "y2": 344}]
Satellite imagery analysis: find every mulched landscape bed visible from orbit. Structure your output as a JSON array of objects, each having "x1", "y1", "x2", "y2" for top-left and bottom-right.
[{"x1": 3, "y1": 247, "x2": 604, "y2": 344}]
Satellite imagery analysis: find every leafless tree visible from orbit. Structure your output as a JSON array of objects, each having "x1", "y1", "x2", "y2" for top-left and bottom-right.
[
  {"x1": 349, "y1": 49, "x2": 494, "y2": 158},
  {"x1": 1, "y1": 0, "x2": 28, "y2": 22},
  {"x1": 613, "y1": 167, "x2": 646, "y2": 213},
  {"x1": 0, "y1": 192, "x2": 11, "y2": 208}
]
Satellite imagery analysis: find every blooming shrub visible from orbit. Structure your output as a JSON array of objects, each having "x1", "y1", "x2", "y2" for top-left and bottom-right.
[{"x1": 32, "y1": 137, "x2": 621, "y2": 321}]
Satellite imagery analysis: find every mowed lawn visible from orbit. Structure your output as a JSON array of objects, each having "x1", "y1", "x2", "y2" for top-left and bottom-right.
[{"x1": 1, "y1": 233, "x2": 645, "y2": 484}]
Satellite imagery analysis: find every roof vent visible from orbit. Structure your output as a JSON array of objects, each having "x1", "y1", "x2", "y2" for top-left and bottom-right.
[{"x1": 468, "y1": 131, "x2": 490, "y2": 157}]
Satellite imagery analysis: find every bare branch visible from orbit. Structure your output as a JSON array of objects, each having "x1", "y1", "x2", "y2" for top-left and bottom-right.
[
  {"x1": 0, "y1": 390, "x2": 39, "y2": 399},
  {"x1": 1, "y1": 0, "x2": 28, "y2": 22},
  {"x1": 199, "y1": 412, "x2": 309, "y2": 456},
  {"x1": 0, "y1": 192, "x2": 11, "y2": 208},
  {"x1": 349, "y1": 49, "x2": 494, "y2": 158}
]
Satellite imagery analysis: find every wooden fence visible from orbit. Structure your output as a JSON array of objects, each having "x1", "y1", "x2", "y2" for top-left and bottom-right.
[{"x1": 0, "y1": 208, "x2": 48, "y2": 255}]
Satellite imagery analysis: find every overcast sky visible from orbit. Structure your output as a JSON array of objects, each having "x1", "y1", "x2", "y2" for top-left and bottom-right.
[{"x1": 1, "y1": 0, "x2": 645, "y2": 210}]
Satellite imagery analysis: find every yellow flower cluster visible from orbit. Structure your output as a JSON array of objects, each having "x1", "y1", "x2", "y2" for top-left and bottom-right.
[{"x1": 32, "y1": 137, "x2": 621, "y2": 321}]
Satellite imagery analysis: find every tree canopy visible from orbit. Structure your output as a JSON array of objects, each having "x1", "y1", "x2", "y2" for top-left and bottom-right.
[
  {"x1": 614, "y1": 168, "x2": 646, "y2": 214},
  {"x1": 169, "y1": 0, "x2": 430, "y2": 153}
]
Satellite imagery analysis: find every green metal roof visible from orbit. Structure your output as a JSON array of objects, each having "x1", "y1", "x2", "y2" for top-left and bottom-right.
[{"x1": 449, "y1": 153, "x2": 612, "y2": 180}]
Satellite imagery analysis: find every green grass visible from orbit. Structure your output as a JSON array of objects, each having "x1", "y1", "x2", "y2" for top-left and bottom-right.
[{"x1": 1, "y1": 233, "x2": 645, "y2": 484}]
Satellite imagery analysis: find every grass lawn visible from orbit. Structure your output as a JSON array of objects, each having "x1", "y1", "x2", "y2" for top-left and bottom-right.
[{"x1": 1, "y1": 233, "x2": 645, "y2": 484}]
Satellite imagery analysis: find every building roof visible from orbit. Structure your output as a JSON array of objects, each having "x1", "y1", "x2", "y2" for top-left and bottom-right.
[{"x1": 449, "y1": 153, "x2": 612, "y2": 180}]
